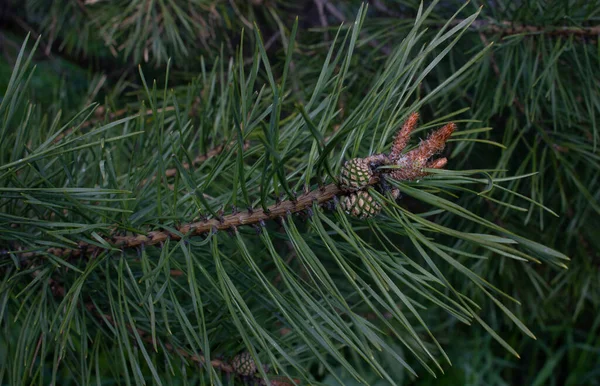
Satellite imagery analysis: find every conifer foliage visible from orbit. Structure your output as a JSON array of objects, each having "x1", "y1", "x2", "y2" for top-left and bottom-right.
[{"x1": 1, "y1": 1, "x2": 597, "y2": 385}]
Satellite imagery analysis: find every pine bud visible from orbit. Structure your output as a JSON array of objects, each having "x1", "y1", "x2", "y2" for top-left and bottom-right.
[
  {"x1": 339, "y1": 158, "x2": 373, "y2": 191},
  {"x1": 341, "y1": 190, "x2": 382, "y2": 218}
]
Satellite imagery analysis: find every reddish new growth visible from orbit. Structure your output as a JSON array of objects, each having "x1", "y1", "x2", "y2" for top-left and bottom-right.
[
  {"x1": 338, "y1": 112, "x2": 454, "y2": 191},
  {"x1": 390, "y1": 111, "x2": 420, "y2": 162},
  {"x1": 387, "y1": 116, "x2": 455, "y2": 181},
  {"x1": 337, "y1": 112, "x2": 454, "y2": 218}
]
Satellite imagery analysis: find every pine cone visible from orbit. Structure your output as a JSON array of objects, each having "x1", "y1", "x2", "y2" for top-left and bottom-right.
[
  {"x1": 341, "y1": 190, "x2": 382, "y2": 218},
  {"x1": 339, "y1": 158, "x2": 373, "y2": 191},
  {"x1": 232, "y1": 352, "x2": 257, "y2": 376}
]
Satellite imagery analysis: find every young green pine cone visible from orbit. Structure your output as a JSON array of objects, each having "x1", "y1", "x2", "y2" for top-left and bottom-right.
[
  {"x1": 341, "y1": 190, "x2": 382, "y2": 219},
  {"x1": 339, "y1": 158, "x2": 373, "y2": 191},
  {"x1": 232, "y1": 351, "x2": 257, "y2": 376}
]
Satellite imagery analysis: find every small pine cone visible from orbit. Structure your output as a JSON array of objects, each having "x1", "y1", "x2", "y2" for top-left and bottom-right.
[
  {"x1": 232, "y1": 352, "x2": 257, "y2": 376},
  {"x1": 341, "y1": 190, "x2": 382, "y2": 219},
  {"x1": 339, "y1": 158, "x2": 373, "y2": 191}
]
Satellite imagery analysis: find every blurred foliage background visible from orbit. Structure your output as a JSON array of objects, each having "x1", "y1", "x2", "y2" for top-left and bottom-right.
[{"x1": 1, "y1": 0, "x2": 599, "y2": 385}]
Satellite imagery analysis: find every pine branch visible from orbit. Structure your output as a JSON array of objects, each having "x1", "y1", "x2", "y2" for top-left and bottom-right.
[
  {"x1": 5, "y1": 116, "x2": 456, "y2": 263},
  {"x1": 140, "y1": 140, "x2": 251, "y2": 187},
  {"x1": 52, "y1": 100, "x2": 239, "y2": 189},
  {"x1": 3, "y1": 2, "x2": 595, "y2": 383},
  {"x1": 374, "y1": 10, "x2": 600, "y2": 39},
  {"x1": 53, "y1": 96, "x2": 203, "y2": 143},
  {"x1": 30, "y1": 269, "x2": 301, "y2": 382},
  {"x1": 12, "y1": 183, "x2": 350, "y2": 262},
  {"x1": 89, "y1": 303, "x2": 232, "y2": 369},
  {"x1": 470, "y1": 20, "x2": 600, "y2": 38},
  {"x1": 83, "y1": 302, "x2": 260, "y2": 379}
]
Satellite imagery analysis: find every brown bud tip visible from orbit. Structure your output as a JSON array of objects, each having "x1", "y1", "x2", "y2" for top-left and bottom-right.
[
  {"x1": 430, "y1": 122, "x2": 456, "y2": 145},
  {"x1": 427, "y1": 157, "x2": 448, "y2": 169},
  {"x1": 391, "y1": 112, "x2": 420, "y2": 160},
  {"x1": 410, "y1": 122, "x2": 456, "y2": 162},
  {"x1": 403, "y1": 112, "x2": 420, "y2": 133}
]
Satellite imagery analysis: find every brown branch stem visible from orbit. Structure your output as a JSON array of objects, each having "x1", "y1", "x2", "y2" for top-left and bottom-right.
[
  {"x1": 13, "y1": 181, "x2": 368, "y2": 261},
  {"x1": 469, "y1": 20, "x2": 600, "y2": 38}
]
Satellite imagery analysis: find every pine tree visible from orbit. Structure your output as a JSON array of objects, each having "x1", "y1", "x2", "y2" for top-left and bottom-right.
[{"x1": 1, "y1": 1, "x2": 597, "y2": 385}]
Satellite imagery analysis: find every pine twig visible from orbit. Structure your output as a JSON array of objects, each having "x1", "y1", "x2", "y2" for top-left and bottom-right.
[
  {"x1": 140, "y1": 140, "x2": 251, "y2": 188},
  {"x1": 474, "y1": 20, "x2": 600, "y2": 38},
  {"x1": 7, "y1": 113, "x2": 456, "y2": 263},
  {"x1": 54, "y1": 96, "x2": 202, "y2": 144},
  {"x1": 53, "y1": 105, "x2": 172, "y2": 144},
  {"x1": 85, "y1": 302, "x2": 302, "y2": 383},
  {"x1": 84, "y1": 302, "x2": 235, "y2": 373},
  {"x1": 82, "y1": 105, "x2": 174, "y2": 129},
  {"x1": 395, "y1": 14, "x2": 600, "y2": 39},
  {"x1": 30, "y1": 266, "x2": 301, "y2": 382},
  {"x1": 16, "y1": 183, "x2": 351, "y2": 261}
]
